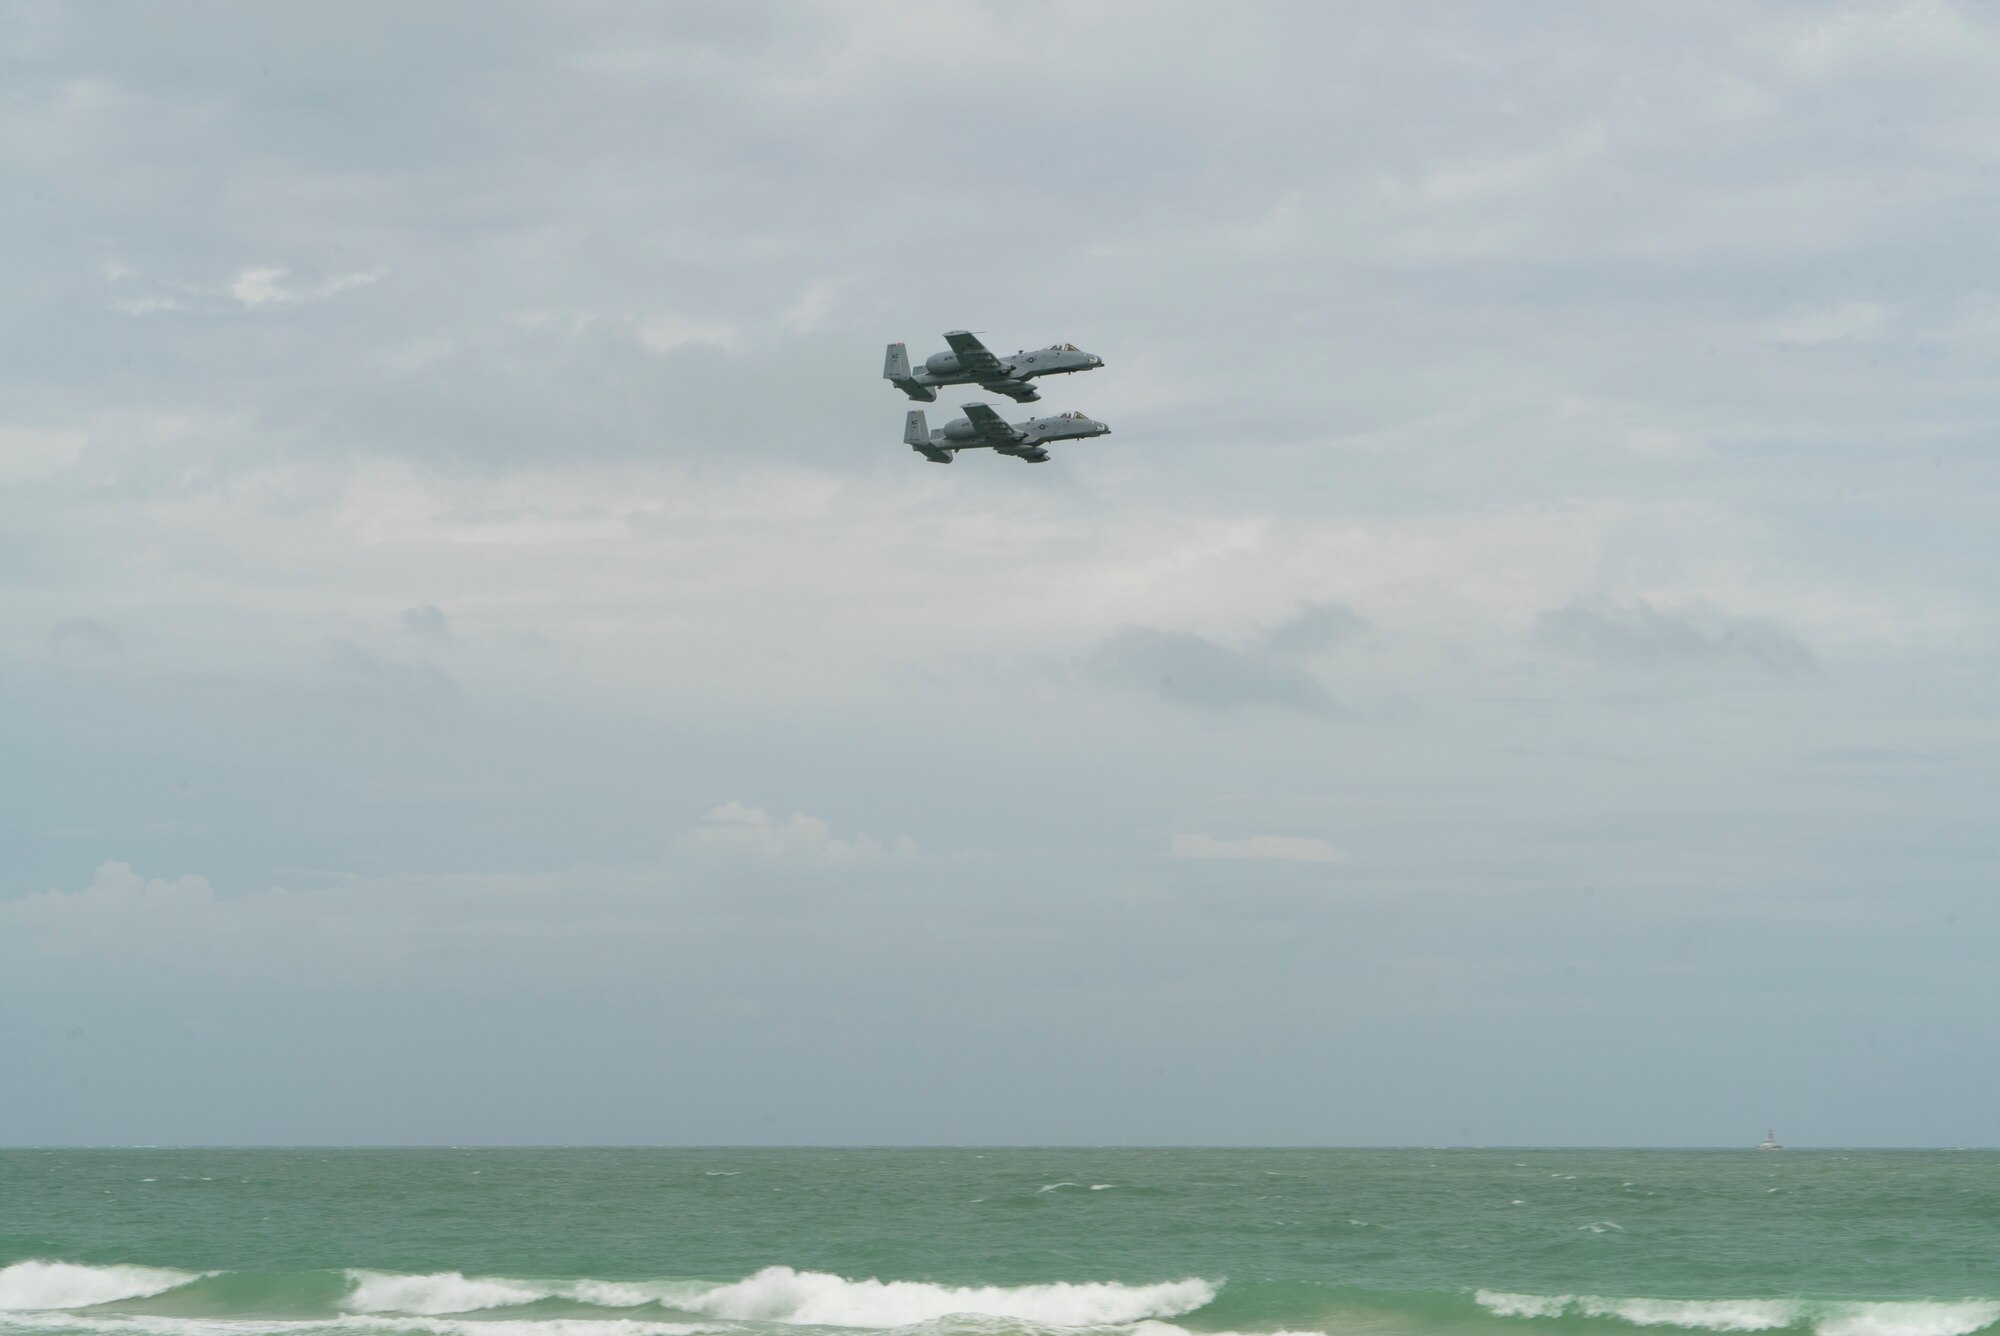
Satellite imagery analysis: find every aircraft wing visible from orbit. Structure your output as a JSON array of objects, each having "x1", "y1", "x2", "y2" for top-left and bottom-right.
[
  {"x1": 943, "y1": 330, "x2": 1011, "y2": 379},
  {"x1": 960, "y1": 402, "x2": 1023, "y2": 446}
]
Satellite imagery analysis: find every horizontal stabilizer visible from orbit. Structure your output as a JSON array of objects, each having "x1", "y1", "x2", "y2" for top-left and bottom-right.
[
  {"x1": 904, "y1": 409, "x2": 952, "y2": 462},
  {"x1": 884, "y1": 342, "x2": 936, "y2": 401}
]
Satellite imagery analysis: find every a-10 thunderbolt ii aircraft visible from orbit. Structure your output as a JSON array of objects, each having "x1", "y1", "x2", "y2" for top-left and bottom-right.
[
  {"x1": 884, "y1": 330, "x2": 1102, "y2": 403},
  {"x1": 903, "y1": 402, "x2": 1110, "y2": 464}
]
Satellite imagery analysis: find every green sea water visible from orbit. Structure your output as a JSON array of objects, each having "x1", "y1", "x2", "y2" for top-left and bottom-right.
[{"x1": 2, "y1": 1150, "x2": 1995, "y2": 1336}]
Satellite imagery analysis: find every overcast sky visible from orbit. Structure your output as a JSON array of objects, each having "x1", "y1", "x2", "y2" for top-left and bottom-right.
[{"x1": 5, "y1": 0, "x2": 1999, "y2": 1147}]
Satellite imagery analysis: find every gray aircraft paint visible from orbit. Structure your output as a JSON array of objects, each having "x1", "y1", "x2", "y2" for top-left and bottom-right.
[
  {"x1": 904, "y1": 403, "x2": 1111, "y2": 464},
  {"x1": 884, "y1": 330, "x2": 1103, "y2": 404}
]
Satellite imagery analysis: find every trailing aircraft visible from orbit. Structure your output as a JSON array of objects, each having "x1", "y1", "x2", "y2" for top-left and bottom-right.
[
  {"x1": 884, "y1": 330, "x2": 1102, "y2": 404},
  {"x1": 903, "y1": 403, "x2": 1110, "y2": 464}
]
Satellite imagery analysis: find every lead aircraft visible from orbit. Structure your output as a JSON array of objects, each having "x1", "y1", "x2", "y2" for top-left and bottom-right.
[
  {"x1": 904, "y1": 403, "x2": 1111, "y2": 464},
  {"x1": 884, "y1": 330, "x2": 1102, "y2": 404}
]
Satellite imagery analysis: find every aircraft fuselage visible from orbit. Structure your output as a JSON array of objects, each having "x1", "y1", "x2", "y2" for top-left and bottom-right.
[
  {"x1": 905, "y1": 407, "x2": 1111, "y2": 464},
  {"x1": 885, "y1": 335, "x2": 1103, "y2": 403}
]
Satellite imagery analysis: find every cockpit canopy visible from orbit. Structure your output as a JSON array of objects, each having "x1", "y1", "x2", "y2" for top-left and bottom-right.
[
  {"x1": 1056, "y1": 410, "x2": 1090, "y2": 419},
  {"x1": 1051, "y1": 343, "x2": 1081, "y2": 352}
]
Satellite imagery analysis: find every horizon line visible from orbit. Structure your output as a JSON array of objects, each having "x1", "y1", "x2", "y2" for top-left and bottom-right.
[{"x1": 4, "y1": 1143, "x2": 1992, "y2": 1152}]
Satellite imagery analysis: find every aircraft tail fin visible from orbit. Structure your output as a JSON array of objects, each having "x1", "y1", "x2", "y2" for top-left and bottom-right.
[
  {"x1": 905, "y1": 409, "x2": 952, "y2": 463},
  {"x1": 884, "y1": 343, "x2": 936, "y2": 401}
]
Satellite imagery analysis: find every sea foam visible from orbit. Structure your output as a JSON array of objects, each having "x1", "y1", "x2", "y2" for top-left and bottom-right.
[
  {"x1": 1476, "y1": 1293, "x2": 2000, "y2": 1336},
  {"x1": 341, "y1": 1273, "x2": 684, "y2": 1316},
  {"x1": 1132, "y1": 1323, "x2": 1326, "y2": 1336},
  {"x1": 677, "y1": 1267, "x2": 1218, "y2": 1327},
  {"x1": 1591, "y1": 1299, "x2": 1803, "y2": 1331},
  {"x1": 342, "y1": 1273, "x2": 548, "y2": 1316},
  {"x1": 0, "y1": 1262, "x2": 207, "y2": 1312},
  {"x1": 0, "y1": 1314, "x2": 722, "y2": 1336},
  {"x1": 1817, "y1": 1304, "x2": 2000, "y2": 1336}
]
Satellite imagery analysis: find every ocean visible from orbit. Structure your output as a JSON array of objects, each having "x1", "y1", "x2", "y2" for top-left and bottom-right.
[{"x1": 2, "y1": 1150, "x2": 1995, "y2": 1336}]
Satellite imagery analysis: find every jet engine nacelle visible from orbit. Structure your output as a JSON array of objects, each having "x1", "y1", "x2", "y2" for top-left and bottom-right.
[
  {"x1": 924, "y1": 352, "x2": 962, "y2": 376},
  {"x1": 942, "y1": 419, "x2": 979, "y2": 441}
]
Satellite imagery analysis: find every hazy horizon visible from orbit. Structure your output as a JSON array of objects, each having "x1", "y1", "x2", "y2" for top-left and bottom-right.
[{"x1": 6, "y1": 1144, "x2": 1987, "y2": 1150}]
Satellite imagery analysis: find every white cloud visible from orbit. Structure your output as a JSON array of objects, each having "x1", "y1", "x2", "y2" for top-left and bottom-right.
[
  {"x1": 112, "y1": 295, "x2": 185, "y2": 316},
  {"x1": 227, "y1": 267, "x2": 289, "y2": 307},
  {"x1": 1775, "y1": 1, "x2": 1988, "y2": 80},
  {"x1": 228, "y1": 266, "x2": 385, "y2": 308},
  {"x1": 778, "y1": 278, "x2": 851, "y2": 333},
  {"x1": 5, "y1": 861, "x2": 215, "y2": 924},
  {"x1": 1170, "y1": 833, "x2": 1350, "y2": 864},
  {"x1": 0, "y1": 858, "x2": 697, "y2": 967},
  {"x1": 682, "y1": 801, "x2": 917, "y2": 864},
  {"x1": 96, "y1": 259, "x2": 383, "y2": 314},
  {"x1": 635, "y1": 311, "x2": 739, "y2": 354},
  {"x1": 0, "y1": 427, "x2": 88, "y2": 482}
]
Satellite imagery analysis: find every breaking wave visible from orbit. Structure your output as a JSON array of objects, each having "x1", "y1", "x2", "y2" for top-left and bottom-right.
[
  {"x1": 1476, "y1": 1293, "x2": 2000, "y2": 1336},
  {"x1": 0, "y1": 1318, "x2": 719, "y2": 1336},
  {"x1": 335, "y1": 1268, "x2": 1215, "y2": 1326},
  {"x1": 341, "y1": 1274, "x2": 689, "y2": 1316},
  {"x1": 675, "y1": 1268, "x2": 1218, "y2": 1327},
  {"x1": 0, "y1": 1264, "x2": 208, "y2": 1312},
  {"x1": 2, "y1": 1261, "x2": 1993, "y2": 1336}
]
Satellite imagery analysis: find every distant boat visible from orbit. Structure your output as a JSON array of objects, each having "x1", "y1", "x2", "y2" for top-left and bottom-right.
[{"x1": 1757, "y1": 1129, "x2": 1783, "y2": 1150}]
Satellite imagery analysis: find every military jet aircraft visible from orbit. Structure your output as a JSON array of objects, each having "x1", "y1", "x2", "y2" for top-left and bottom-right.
[
  {"x1": 903, "y1": 403, "x2": 1110, "y2": 464},
  {"x1": 884, "y1": 330, "x2": 1102, "y2": 404}
]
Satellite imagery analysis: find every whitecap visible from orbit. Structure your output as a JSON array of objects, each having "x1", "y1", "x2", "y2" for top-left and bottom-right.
[
  {"x1": 342, "y1": 1273, "x2": 547, "y2": 1316},
  {"x1": 1478, "y1": 1292, "x2": 1575, "y2": 1320},
  {"x1": 1132, "y1": 1323, "x2": 1326, "y2": 1336},
  {"x1": 0, "y1": 1314, "x2": 723, "y2": 1336},
  {"x1": 341, "y1": 1273, "x2": 685, "y2": 1316},
  {"x1": 1480, "y1": 1293, "x2": 1799, "y2": 1330},
  {"x1": 676, "y1": 1266, "x2": 1216, "y2": 1328},
  {"x1": 1817, "y1": 1302, "x2": 2000, "y2": 1336},
  {"x1": 0, "y1": 1262, "x2": 208, "y2": 1312},
  {"x1": 1477, "y1": 1293, "x2": 2000, "y2": 1336},
  {"x1": 1581, "y1": 1298, "x2": 1802, "y2": 1330}
]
